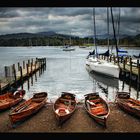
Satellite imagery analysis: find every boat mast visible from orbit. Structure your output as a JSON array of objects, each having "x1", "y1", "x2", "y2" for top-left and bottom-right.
[
  {"x1": 117, "y1": 8, "x2": 121, "y2": 47},
  {"x1": 107, "y1": 7, "x2": 110, "y2": 51},
  {"x1": 110, "y1": 7, "x2": 119, "y2": 66},
  {"x1": 93, "y1": 8, "x2": 97, "y2": 57},
  {"x1": 70, "y1": 32, "x2": 72, "y2": 46}
]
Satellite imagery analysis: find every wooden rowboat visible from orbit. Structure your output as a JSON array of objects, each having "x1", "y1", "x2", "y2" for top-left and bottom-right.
[
  {"x1": 84, "y1": 92, "x2": 110, "y2": 127},
  {"x1": 9, "y1": 92, "x2": 47, "y2": 125},
  {"x1": 115, "y1": 92, "x2": 140, "y2": 118},
  {"x1": 53, "y1": 92, "x2": 77, "y2": 125},
  {"x1": 0, "y1": 90, "x2": 25, "y2": 111}
]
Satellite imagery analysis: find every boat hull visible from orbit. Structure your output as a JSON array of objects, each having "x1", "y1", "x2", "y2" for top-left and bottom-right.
[
  {"x1": 0, "y1": 90, "x2": 25, "y2": 111},
  {"x1": 84, "y1": 93, "x2": 110, "y2": 127},
  {"x1": 9, "y1": 99, "x2": 46, "y2": 124},
  {"x1": 89, "y1": 61, "x2": 119, "y2": 78},
  {"x1": 116, "y1": 97, "x2": 140, "y2": 118},
  {"x1": 53, "y1": 92, "x2": 77, "y2": 125},
  {"x1": 9, "y1": 92, "x2": 47, "y2": 124}
]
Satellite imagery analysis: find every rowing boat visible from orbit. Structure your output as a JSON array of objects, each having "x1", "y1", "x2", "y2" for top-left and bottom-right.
[
  {"x1": 84, "y1": 92, "x2": 110, "y2": 127},
  {"x1": 9, "y1": 92, "x2": 47, "y2": 125},
  {"x1": 0, "y1": 90, "x2": 25, "y2": 111},
  {"x1": 53, "y1": 92, "x2": 77, "y2": 125},
  {"x1": 115, "y1": 92, "x2": 140, "y2": 118}
]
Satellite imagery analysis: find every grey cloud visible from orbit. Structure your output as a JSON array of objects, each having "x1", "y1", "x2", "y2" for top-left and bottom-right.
[{"x1": 0, "y1": 7, "x2": 140, "y2": 37}]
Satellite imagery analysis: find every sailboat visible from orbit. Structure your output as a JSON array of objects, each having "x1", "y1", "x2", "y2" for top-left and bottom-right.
[
  {"x1": 86, "y1": 8, "x2": 120, "y2": 78},
  {"x1": 63, "y1": 33, "x2": 75, "y2": 51}
]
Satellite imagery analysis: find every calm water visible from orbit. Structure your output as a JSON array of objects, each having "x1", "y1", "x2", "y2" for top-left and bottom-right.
[{"x1": 0, "y1": 46, "x2": 140, "y2": 103}]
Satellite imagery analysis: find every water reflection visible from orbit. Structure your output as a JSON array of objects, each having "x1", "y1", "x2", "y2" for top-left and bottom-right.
[{"x1": 86, "y1": 65, "x2": 119, "y2": 102}]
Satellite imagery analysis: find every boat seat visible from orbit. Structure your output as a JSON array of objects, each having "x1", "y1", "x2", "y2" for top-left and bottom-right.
[
  {"x1": 91, "y1": 106, "x2": 107, "y2": 116},
  {"x1": 60, "y1": 98, "x2": 75, "y2": 103},
  {"x1": 89, "y1": 99, "x2": 100, "y2": 104},
  {"x1": 87, "y1": 100, "x2": 96, "y2": 106}
]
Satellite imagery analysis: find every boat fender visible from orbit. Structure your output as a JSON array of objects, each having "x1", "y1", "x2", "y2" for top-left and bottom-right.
[{"x1": 55, "y1": 108, "x2": 70, "y2": 114}]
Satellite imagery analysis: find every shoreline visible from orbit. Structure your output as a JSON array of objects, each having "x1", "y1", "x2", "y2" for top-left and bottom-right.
[{"x1": 1, "y1": 102, "x2": 140, "y2": 133}]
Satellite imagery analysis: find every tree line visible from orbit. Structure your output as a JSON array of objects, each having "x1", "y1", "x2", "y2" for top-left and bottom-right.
[{"x1": 0, "y1": 35, "x2": 140, "y2": 47}]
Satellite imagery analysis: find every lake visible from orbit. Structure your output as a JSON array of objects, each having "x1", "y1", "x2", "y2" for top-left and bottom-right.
[{"x1": 0, "y1": 46, "x2": 140, "y2": 103}]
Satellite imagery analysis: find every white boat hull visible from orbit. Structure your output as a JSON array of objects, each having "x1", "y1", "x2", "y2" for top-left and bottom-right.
[
  {"x1": 86, "y1": 57, "x2": 98, "y2": 67},
  {"x1": 88, "y1": 61, "x2": 120, "y2": 78}
]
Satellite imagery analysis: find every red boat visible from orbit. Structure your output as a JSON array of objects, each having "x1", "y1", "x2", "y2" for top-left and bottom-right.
[
  {"x1": 84, "y1": 92, "x2": 110, "y2": 127},
  {"x1": 0, "y1": 90, "x2": 25, "y2": 111},
  {"x1": 9, "y1": 92, "x2": 47, "y2": 125},
  {"x1": 53, "y1": 92, "x2": 77, "y2": 125},
  {"x1": 116, "y1": 92, "x2": 140, "y2": 118}
]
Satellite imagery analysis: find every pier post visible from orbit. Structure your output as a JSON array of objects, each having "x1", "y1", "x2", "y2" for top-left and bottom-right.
[
  {"x1": 44, "y1": 58, "x2": 46, "y2": 70},
  {"x1": 31, "y1": 62, "x2": 33, "y2": 75},
  {"x1": 18, "y1": 62, "x2": 20, "y2": 71},
  {"x1": 12, "y1": 64, "x2": 17, "y2": 82},
  {"x1": 129, "y1": 57, "x2": 132, "y2": 92},
  {"x1": 4, "y1": 66, "x2": 8, "y2": 77},
  {"x1": 109, "y1": 55, "x2": 112, "y2": 62},
  {"x1": 20, "y1": 66, "x2": 23, "y2": 89},
  {"x1": 35, "y1": 61, "x2": 37, "y2": 81},
  {"x1": 28, "y1": 60, "x2": 30, "y2": 67},
  {"x1": 31, "y1": 58, "x2": 33, "y2": 65},
  {"x1": 125, "y1": 57, "x2": 128, "y2": 64},
  {"x1": 23, "y1": 61, "x2": 25, "y2": 69},
  {"x1": 137, "y1": 60, "x2": 140, "y2": 94},
  {"x1": 39, "y1": 61, "x2": 41, "y2": 76},
  {"x1": 121, "y1": 56, "x2": 123, "y2": 63},
  {"x1": 107, "y1": 56, "x2": 109, "y2": 62},
  {"x1": 27, "y1": 78, "x2": 30, "y2": 90},
  {"x1": 26, "y1": 64, "x2": 29, "y2": 77},
  {"x1": 118, "y1": 57, "x2": 120, "y2": 63},
  {"x1": 123, "y1": 59, "x2": 125, "y2": 70},
  {"x1": 113, "y1": 56, "x2": 115, "y2": 64}
]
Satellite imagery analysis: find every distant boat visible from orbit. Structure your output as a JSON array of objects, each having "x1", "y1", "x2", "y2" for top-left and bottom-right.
[
  {"x1": 79, "y1": 46, "x2": 87, "y2": 48},
  {"x1": 63, "y1": 32, "x2": 75, "y2": 51},
  {"x1": 84, "y1": 92, "x2": 110, "y2": 127},
  {"x1": 63, "y1": 45, "x2": 75, "y2": 51}
]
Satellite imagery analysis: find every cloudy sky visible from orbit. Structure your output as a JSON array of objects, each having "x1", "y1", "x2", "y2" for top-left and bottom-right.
[{"x1": 0, "y1": 7, "x2": 140, "y2": 37}]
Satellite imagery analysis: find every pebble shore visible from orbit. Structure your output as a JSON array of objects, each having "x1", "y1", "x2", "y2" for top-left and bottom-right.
[{"x1": 0, "y1": 102, "x2": 140, "y2": 133}]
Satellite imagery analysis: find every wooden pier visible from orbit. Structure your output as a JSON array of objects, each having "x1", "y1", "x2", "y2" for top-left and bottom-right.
[
  {"x1": 0, "y1": 57, "x2": 46, "y2": 93},
  {"x1": 98, "y1": 55, "x2": 140, "y2": 90}
]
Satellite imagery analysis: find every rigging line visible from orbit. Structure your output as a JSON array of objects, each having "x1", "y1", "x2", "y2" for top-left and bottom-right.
[
  {"x1": 110, "y1": 7, "x2": 119, "y2": 66},
  {"x1": 93, "y1": 8, "x2": 97, "y2": 57}
]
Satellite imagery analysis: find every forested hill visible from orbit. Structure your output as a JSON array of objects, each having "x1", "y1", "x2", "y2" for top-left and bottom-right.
[{"x1": 0, "y1": 31, "x2": 140, "y2": 47}]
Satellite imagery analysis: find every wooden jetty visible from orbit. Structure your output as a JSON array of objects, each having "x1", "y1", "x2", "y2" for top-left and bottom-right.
[
  {"x1": 98, "y1": 55, "x2": 140, "y2": 90},
  {"x1": 0, "y1": 57, "x2": 46, "y2": 93}
]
